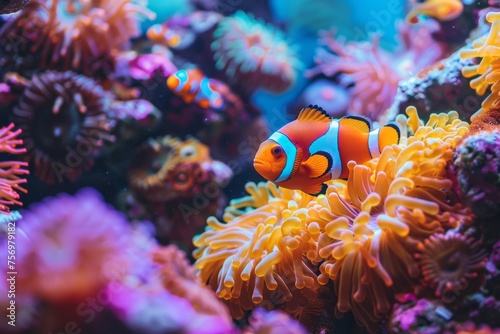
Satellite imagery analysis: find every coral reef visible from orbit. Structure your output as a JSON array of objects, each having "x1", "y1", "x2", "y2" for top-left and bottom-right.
[
  {"x1": 308, "y1": 23, "x2": 446, "y2": 121},
  {"x1": 452, "y1": 129, "x2": 500, "y2": 217},
  {"x1": 12, "y1": 71, "x2": 115, "y2": 184},
  {"x1": 0, "y1": 123, "x2": 28, "y2": 214},
  {"x1": 0, "y1": 0, "x2": 155, "y2": 75},
  {"x1": 387, "y1": 47, "x2": 481, "y2": 123},
  {"x1": 212, "y1": 10, "x2": 302, "y2": 94}
]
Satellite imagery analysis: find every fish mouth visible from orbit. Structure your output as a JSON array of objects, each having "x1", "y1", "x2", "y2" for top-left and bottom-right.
[{"x1": 253, "y1": 159, "x2": 271, "y2": 175}]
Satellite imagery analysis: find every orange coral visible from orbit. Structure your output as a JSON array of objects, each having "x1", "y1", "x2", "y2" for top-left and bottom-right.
[
  {"x1": 193, "y1": 182, "x2": 321, "y2": 320},
  {"x1": 0, "y1": 123, "x2": 29, "y2": 214},
  {"x1": 460, "y1": 12, "x2": 500, "y2": 119},
  {"x1": 308, "y1": 106, "x2": 471, "y2": 331}
]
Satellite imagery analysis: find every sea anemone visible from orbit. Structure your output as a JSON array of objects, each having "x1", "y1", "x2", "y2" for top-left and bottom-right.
[
  {"x1": 242, "y1": 307, "x2": 309, "y2": 334},
  {"x1": 152, "y1": 244, "x2": 232, "y2": 319},
  {"x1": 460, "y1": 12, "x2": 500, "y2": 118},
  {"x1": 193, "y1": 182, "x2": 322, "y2": 321},
  {"x1": 0, "y1": 0, "x2": 155, "y2": 75},
  {"x1": 309, "y1": 106, "x2": 471, "y2": 330},
  {"x1": 12, "y1": 71, "x2": 115, "y2": 184},
  {"x1": 0, "y1": 123, "x2": 29, "y2": 214},
  {"x1": 452, "y1": 129, "x2": 500, "y2": 217},
  {"x1": 414, "y1": 231, "x2": 487, "y2": 300},
  {"x1": 308, "y1": 23, "x2": 445, "y2": 121},
  {"x1": 15, "y1": 188, "x2": 132, "y2": 303},
  {"x1": 0, "y1": 0, "x2": 28, "y2": 14},
  {"x1": 211, "y1": 10, "x2": 302, "y2": 93}
]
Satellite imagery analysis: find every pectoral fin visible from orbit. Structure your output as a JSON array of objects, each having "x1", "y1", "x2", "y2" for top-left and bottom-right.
[
  {"x1": 301, "y1": 182, "x2": 328, "y2": 196},
  {"x1": 302, "y1": 152, "x2": 332, "y2": 179}
]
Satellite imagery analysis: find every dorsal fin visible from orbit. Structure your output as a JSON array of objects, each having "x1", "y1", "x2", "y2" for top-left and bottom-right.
[
  {"x1": 297, "y1": 105, "x2": 331, "y2": 123},
  {"x1": 379, "y1": 122, "x2": 401, "y2": 147},
  {"x1": 339, "y1": 115, "x2": 372, "y2": 133}
]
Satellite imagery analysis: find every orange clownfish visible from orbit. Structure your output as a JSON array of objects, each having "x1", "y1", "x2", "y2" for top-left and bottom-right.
[
  {"x1": 167, "y1": 69, "x2": 225, "y2": 110},
  {"x1": 147, "y1": 23, "x2": 182, "y2": 47},
  {"x1": 406, "y1": 0, "x2": 463, "y2": 24},
  {"x1": 253, "y1": 105, "x2": 400, "y2": 196}
]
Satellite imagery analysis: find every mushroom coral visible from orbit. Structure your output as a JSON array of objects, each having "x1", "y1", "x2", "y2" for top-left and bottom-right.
[
  {"x1": 306, "y1": 106, "x2": 471, "y2": 331},
  {"x1": 460, "y1": 11, "x2": 500, "y2": 118},
  {"x1": 193, "y1": 182, "x2": 322, "y2": 322},
  {"x1": 0, "y1": 0, "x2": 154, "y2": 75}
]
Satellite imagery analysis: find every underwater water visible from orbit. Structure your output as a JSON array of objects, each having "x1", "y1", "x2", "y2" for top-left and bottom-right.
[{"x1": 0, "y1": 0, "x2": 500, "y2": 333}]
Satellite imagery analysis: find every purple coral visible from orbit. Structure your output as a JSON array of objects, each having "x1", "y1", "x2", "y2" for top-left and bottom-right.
[
  {"x1": 108, "y1": 283, "x2": 236, "y2": 334},
  {"x1": 486, "y1": 241, "x2": 500, "y2": 296},
  {"x1": 15, "y1": 188, "x2": 132, "y2": 303},
  {"x1": 128, "y1": 53, "x2": 177, "y2": 81},
  {"x1": 389, "y1": 295, "x2": 454, "y2": 334},
  {"x1": 452, "y1": 130, "x2": 500, "y2": 217},
  {"x1": 0, "y1": 0, "x2": 28, "y2": 14},
  {"x1": 243, "y1": 308, "x2": 309, "y2": 334}
]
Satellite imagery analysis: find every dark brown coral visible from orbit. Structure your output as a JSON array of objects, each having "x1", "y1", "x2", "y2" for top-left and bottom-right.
[
  {"x1": 415, "y1": 232, "x2": 487, "y2": 300},
  {"x1": 12, "y1": 71, "x2": 115, "y2": 183}
]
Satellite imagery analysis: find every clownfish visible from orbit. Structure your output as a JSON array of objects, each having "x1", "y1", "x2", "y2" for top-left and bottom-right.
[
  {"x1": 253, "y1": 105, "x2": 400, "y2": 196},
  {"x1": 406, "y1": 0, "x2": 463, "y2": 24},
  {"x1": 147, "y1": 23, "x2": 182, "y2": 47},
  {"x1": 167, "y1": 69, "x2": 225, "y2": 110}
]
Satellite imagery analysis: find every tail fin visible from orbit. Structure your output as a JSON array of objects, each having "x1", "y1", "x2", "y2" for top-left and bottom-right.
[{"x1": 378, "y1": 122, "x2": 401, "y2": 149}]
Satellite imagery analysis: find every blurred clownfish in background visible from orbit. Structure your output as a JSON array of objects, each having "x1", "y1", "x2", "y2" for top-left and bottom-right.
[
  {"x1": 167, "y1": 69, "x2": 225, "y2": 110},
  {"x1": 147, "y1": 23, "x2": 182, "y2": 47},
  {"x1": 253, "y1": 105, "x2": 400, "y2": 196},
  {"x1": 405, "y1": 0, "x2": 463, "y2": 24}
]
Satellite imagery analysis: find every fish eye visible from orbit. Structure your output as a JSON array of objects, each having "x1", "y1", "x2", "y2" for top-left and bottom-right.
[{"x1": 271, "y1": 146, "x2": 283, "y2": 157}]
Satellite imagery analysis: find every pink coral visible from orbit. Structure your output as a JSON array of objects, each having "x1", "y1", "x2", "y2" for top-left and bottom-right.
[
  {"x1": 243, "y1": 308, "x2": 309, "y2": 334},
  {"x1": 15, "y1": 188, "x2": 132, "y2": 303},
  {"x1": 308, "y1": 23, "x2": 446, "y2": 120},
  {"x1": 0, "y1": 123, "x2": 29, "y2": 215}
]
